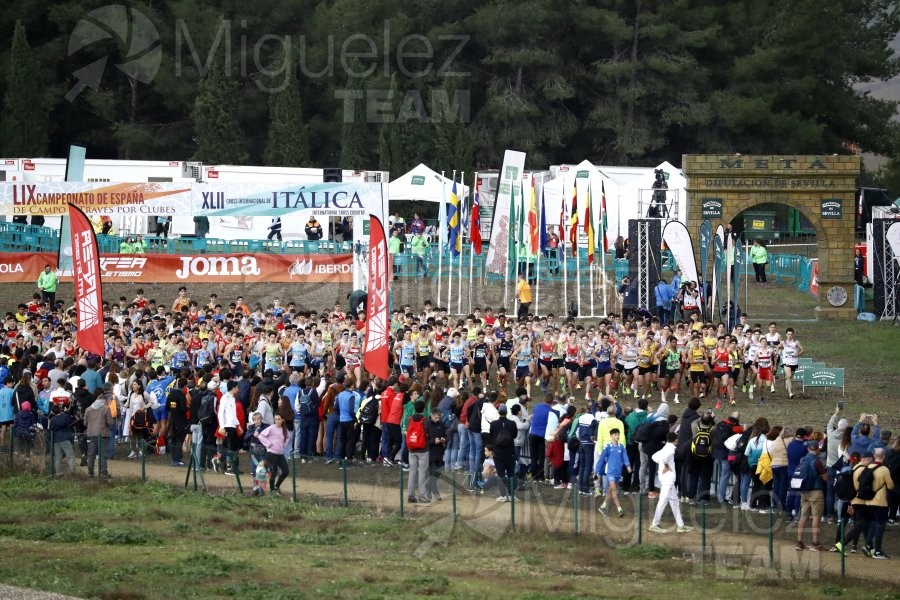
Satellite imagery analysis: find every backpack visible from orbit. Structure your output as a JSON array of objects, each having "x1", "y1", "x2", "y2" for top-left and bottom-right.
[
  {"x1": 495, "y1": 422, "x2": 514, "y2": 449},
  {"x1": 406, "y1": 418, "x2": 426, "y2": 451},
  {"x1": 855, "y1": 465, "x2": 882, "y2": 501},
  {"x1": 566, "y1": 433, "x2": 580, "y2": 454},
  {"x1": 130, "y1": 409, "x2": 149, "y2": 433},
  {"x1": 691, "y1": 424, "x2": 713, "y2": 458},
  {"x1": 790, "y1": 456, "x2": 819, "y2": 491},
  {"x1": 297, "y1": 390, "x2": 314, "y2": 417},
  {"x1": 197, "y1": 392, "x2": 216, "y2": 425},
  {"x1": 833, "y1": 467, "x2": 856, "y2": 502},
  {"x1": 466, "y1": 400, "x2": 484, "y2": 434},
  {"x1": 633, "y1": 420, "x2": 654, "y2": 444},
  {"x1": 727, "y1": 431, "x2": 751, "y2": 473},
  {"x1": 358, "y1": 397, "x2": 378, "y2": 425}
]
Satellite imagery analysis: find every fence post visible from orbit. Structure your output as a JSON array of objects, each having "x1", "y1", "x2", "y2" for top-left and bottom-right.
[
  {"x1": 183, "y1": 450, "x2": 193, "y2": 489},
  {"x1": 341, "y1": 458, "x2": 348, "y2": 508},
  {"x1": 48, "y1": 431, "x2": 55, "y2": 478},
  {"x1": 701, "y1": 501, "x2": 706, "y2": 554},
  {"x1": 399, "y1": 466, "x2": 405, "y2": 517},
  {"x1": 8, "y1": 427, "x2": 13, "y2": 468},
  {"x1": 768, "y1": 506, "x2": 774, "y2": 569},
  {"x1": 291, "y1": 454, "x2": 297, "y2": 503},
  {"x1": 573, "y1": 482, "x2": 579, "y2": 535},
  {"x1": 451, "y1": 471, "x2": 457, "y2": 522},
  {"x1": 637, "y1": 493, "x2": 643, "y2": 545},
  {"x1": 839, "y1": 515, "x2": 845, "y2": 579},
  {"x1": 141, "y1": 438, "x2": 146, "y2": 483},
  {"x1": 509, "y1": 476, "x2": 515, "y2": 530}
]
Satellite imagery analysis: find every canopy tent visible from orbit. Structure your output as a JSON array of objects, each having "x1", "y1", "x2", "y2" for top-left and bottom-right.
[
  {"x1": 542, "y1": 160, "x2": 624, "y2": 249},
  {"x1": 389, "y1": 163, "x2": 469, "y2": 203}
]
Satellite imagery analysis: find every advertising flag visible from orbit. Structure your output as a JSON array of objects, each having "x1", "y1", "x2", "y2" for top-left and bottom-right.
[
  {"x1": 699, "y1": 219, "x2": 712, "y2": 290},
  {"x1": 585, "y1": 183, "x2": 595, "y2": 265},
  {"x1": 569, "y1": 182, "x2": 578, "y2": 257},
  {"x1": 364, "y1": 215, "x2": 390, "y2": 380},
  {"x1": 528, "y1": 176, "x2": 539, "y2": 254},
  {"x1": 485, "y1": 150, "x2": 526, "y2": 275},
  {"x1": 662, "y1": 221, "x2": 701, "y2": 313},
  {"x1": 471, "y1": 192, "x2": 483, "y2": 255},
  {"x1": 447, "y1": 179, "x2": 461, "y2": 256},
  {"x1": 67, "y1": 203, "x2": 104, "y2": 356}
]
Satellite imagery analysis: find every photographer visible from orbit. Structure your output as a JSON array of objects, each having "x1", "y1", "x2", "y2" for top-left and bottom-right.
[
  {"x1": 619, "y1": 277, "x2": 638, "y2": 318},
  {"x1": 648, "y1": 169, "x2": 668, "y2": 218}
]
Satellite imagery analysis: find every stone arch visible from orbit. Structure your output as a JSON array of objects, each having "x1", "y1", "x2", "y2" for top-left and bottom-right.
[{"x1": 682, "y1": 155, "x2": 860, "y2": 318}]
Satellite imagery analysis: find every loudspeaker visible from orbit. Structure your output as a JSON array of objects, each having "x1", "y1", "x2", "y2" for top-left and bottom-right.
[
  {"x1": 323, "y1": 168, "x2": 342, "y2": 182},
  {"x1": 627, "y1": 219, "x2": 662, "y2": 311}
]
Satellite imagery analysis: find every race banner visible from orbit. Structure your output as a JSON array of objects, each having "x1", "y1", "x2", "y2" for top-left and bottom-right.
[
  {"x1": 1, "y1": 182, "x2": 190, "y2": 216},
  {"x1": 363, "y1": 215, "x2": 389, "y2": 380},
  {"x1": 711, "y1": 226, "x2": 724, "y2": 321},
  {"x1": 887, "y1": 222, "x2": 900, "y2": 264},
  {"x1": 484, "y1": 149, "x2": 527, "y2": 275},
  {"x1": 68, "y1": 204, "x2": 104, "y2": 356},
  {"x1": 662, "y1": 221, "x2": 702, "y2": 313},
  {"x1": 0, "y1": 252, "x2": 353, "y2": 283}
]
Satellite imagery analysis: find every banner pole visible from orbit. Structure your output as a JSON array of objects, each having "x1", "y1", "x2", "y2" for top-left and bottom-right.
[
  {"x1": 602, "y1": 231, "x2": 608, "y2": 317},
  {"x1": 726, "y1": 233, "x2": 732, "y2": 327},
  {"x1": 468, "y1": 173, "x2": 476, "y2": 315},
  {"x1": 563, "y1": 225, "x2": 568, "y2": 317},
  {"x1": 438, "y1": 172, "x2": 445, "y2": 305}
]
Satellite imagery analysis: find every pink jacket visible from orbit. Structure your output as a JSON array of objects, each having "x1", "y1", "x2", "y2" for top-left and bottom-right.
[{"x1": 257, "y1": 424, "x2": 288, "y2": 455}]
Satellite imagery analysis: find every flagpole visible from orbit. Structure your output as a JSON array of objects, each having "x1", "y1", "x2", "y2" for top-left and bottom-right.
[
  {"x1": 438, "y1": 171, "x2": 445, "y2": 305},
  {"x1": 468, "y1": 174, "x2": 476, "y2": 314},
  {"x1": 576, "y1": 180, "x2": 582, "y2": 319},
  {"x1": 744, "y1": 237, "x2": 750, "y2": 320},
  {"x1": 535, "y1": 192, "x2": 542, "y2": 317},
  {"x1": 447, "y1": 170, "x2": 456, "y2": 313},
  {"x1": 726, "y1": 233, "x2": 732, "y2": 327},
  {"x1": 457, "y1": 172, "x2": 465, "y2": 316},
  {"x1": 589, "y1": 181, "x2": 595, "y2": 318},
  {"x1": 562, "y1": 224, "x2": 568, "y2": 319},
  {"x1": 513, "y1": 181, "x2": 520, "y2": 319}
]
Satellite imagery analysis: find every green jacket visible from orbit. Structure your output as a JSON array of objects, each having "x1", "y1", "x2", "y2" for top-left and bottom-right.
[
  {"x1": 624, "y1": 409, "x2": 648, "y2": 441},
  {"x1": 37, "y1": 270, "x2": 57, "y2": 292},
  {"x1": 750, "y1": 245, "x2": 768, "y2": 264},
  {"x1": 410, "y1": 236, "x2": 428, "y2": 256},
  {"x1": 119, "y1": 242, "x2": 133, "y2": 254},
  {"x1": 388, "y1": 236, "x2": 402, "y2": 255}
]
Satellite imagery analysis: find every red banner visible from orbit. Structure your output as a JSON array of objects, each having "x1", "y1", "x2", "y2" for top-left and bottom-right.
[
  {"x1": 68, "y1": 204, "x2": 105, "y2": 356},
  {"x1": 0, "y1": 252, "x2": 353, "y2": 283},
  {"x1": 364, "y1": 216, "x2": 390, "y2": 380}
]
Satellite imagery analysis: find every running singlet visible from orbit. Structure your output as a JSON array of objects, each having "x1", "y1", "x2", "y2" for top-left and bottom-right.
[
  {"x1": 418, "y1": 339, "x2": 432, "y2": 357},
  {"x1": 498, "y1": 340, "x2": 513, "y2": 359},
  {"x1": 665, "y1": 349, "x2": 681, "y2": 372},
  {"x1": 621, "y1": 345, "x2": 638, "y2": 368},
  {"x1": 565, "y1": 344, "x2": 579, "y2": 363},
  {"x1": 756, "y1": 349, "x2": 772, "y2": 369},
  {"x1": 689, "y1": 347, "x2": 706, "y2": 372},
  {"x1": 539, "y1": 341, "x2": 554, "y2": 361},
  {"x1": 289, "y1": 341, "x2": 307, "y2": 367},
  {"x1": 516, "y1": 347, "x2": 531, "y2": 367},
  {"x1": 449, "y1": 344, "x2": 465, "y2": 364},
  {"x1": 713, "y1": 348, "x2": 730, "y2": 372},
  {"x1": 638, "y1": 348, "x2": 652, "y2": 369},
  {"x1": 595, "y1": 344, "x2": 612, "y2": 369},
  {"x1": 781, "y1": 340, "x2": 799, "y2": 366},
  {"x1": 400, "y1": 342, "x2": 416, "y2": 366}
]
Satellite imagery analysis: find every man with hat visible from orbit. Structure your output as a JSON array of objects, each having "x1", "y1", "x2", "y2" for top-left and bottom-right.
[
  {"x1": 489, "y1": 403, "x2": 518, "y2": 501},
  {"x1": 795, "y1": 440, "x2": 828, "y2": 551}
]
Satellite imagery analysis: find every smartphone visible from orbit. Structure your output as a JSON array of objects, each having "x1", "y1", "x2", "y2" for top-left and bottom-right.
[{"x1": 837, "y1": 400, "x2": 844, "y2": 410}]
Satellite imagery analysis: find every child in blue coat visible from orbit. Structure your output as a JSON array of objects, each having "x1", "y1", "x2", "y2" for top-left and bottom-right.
[{"x1": 595, "y1": 428, "x2": 631, "y2": 517}]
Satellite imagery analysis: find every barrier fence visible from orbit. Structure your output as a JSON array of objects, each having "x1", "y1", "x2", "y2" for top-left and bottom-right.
[{"x1": 4, "y1": 429, "x2": 895, "y2": 581}]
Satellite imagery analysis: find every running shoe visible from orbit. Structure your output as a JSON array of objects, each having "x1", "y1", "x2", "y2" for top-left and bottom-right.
[
  {"x1": 715, "y1": 401, "x2": 722, "y2": 410},
  {"x1": 871, "y1": 552, "x2": 889, "y2": 559},
  {"x1": 649, "y1": 524, "x2": 668, "y2": 533},
  {"x1": 676, "y1": 526, "x2": 694, "y2": 533},
  {"x1": 795, "y1": 541, "x2": 807, "y2": 551},
  {"x1": 741, "y1": 385, "x2": 747, "y2": 393}
]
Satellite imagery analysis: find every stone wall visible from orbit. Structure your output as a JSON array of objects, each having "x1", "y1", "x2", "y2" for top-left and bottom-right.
[{"x1": 682, "y1": 154, "x2": 860, "y2": 318}]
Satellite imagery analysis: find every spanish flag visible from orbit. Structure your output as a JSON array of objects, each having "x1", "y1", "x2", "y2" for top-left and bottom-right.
[
  {"x1": 528, "y1": 176, "x2": 539, "y2": 254},
  {"x1": 569, "y1": 182, "x2": 578, "y2": 257}
]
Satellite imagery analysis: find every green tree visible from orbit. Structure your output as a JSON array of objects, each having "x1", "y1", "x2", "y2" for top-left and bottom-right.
[
  {"x1": 432, "y1": 80, "x2": 475, "y2": 177},
  {"x1": 191, "y1": 64, "x2": 249, "y2": 164},
  {"x1": 264, "y1": 53, "x2": 310, "y2": 167},
  {"x1": 0, "y1": 20, "x2": 48, "y2": 156},
  {"x1": 339, "y1": 60, "x2": 370, "y2": 169},
  {"x1": 377, "y1": 75, "x2": 404, "y2": 174}
]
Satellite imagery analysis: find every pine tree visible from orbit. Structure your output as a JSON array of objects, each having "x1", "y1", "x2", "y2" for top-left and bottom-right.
[
  {"x1": 433, "y1": 79, "x2": 475, "y2": 177},
  {"x1": 191, "y1": 64, "x2": 249, "y2": 164},
  {"x1": 377, "y1": 75, "x2": 404, "y2": 174},
  {"x1": 0, "y1": 20, "x2": 48, "y2": 157},
  {"x1": 264, "y1": 53, "x2": 310, "y2": 167},
  {"x1": 339, "y1": 60, "x2": 370, "y2": 169}
]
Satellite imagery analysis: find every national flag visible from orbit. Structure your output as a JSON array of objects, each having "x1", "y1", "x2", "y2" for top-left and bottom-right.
[
  {"x1": 585, "y1": 183, "x2": 595, "y2": 265},
  {"x1": 528, "y1": 176, "x2": 539, "y2": 254},
  {"x1": 569, "y1": 181, "x2": 578, "y2": 257},
  {"x1": 68, "y1": 203, "x2": 104, "y2": 356},
  {"x1": 518, "y1": 180, "x2": 525, "y2": 257},
  {"x1": 471, "y1": 191, "x2": 482, "y2": 255},
  {"x1": 601, "y1": 181, "x2": 609, "y2": 253},
  {"x1": 447, "y1": 179, "x2": 460, "y2": 256},
  {"x1": 539, "y1": 189, "x2": 548, "y2": 252}
]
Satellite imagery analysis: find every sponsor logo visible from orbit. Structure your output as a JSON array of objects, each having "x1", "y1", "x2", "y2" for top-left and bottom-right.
[
  {"x1": 288, "y1": 258, "x2": 312, "y2": 278},
  {"x1": 820, "y1": 199, "x2": 842, "y2": 219},
  {"x1": 99, "y1": 256, "x2": 147, "y2": 277},
  {"x1": 175, "y1": 256, "x2": 260, "y2": 279},
  {"x1": 0, "y1": 263, "x2": 24, "y2": 273},
  {"x1": 701, "y1": 198, "x2": 723, "y2": 218},
  {"x1": 74, "y1": 230, "x2": 100, "y2": 330}
]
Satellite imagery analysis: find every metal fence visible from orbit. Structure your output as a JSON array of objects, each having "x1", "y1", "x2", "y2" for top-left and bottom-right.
[{"x1": 4, "y1": 430, "x2": 895, "y2": 581}]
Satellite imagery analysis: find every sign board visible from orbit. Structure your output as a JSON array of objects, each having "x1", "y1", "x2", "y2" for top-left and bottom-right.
[
  {"x1": 790, "y1": 362, "x2": 826, "y2": 382},
  {"x1": 701, "y1": 198, "x2": 723, "y2": 219},
  {"x1": 802, "y1": 367, "x2": 845, "y2": 396},
  {"x1": 411, "y1": 176, "x2": 425, "y2": 185},
  {"x1": 820, "y1": 198, "x2": 842, "y2": 219},
  {"x1": 576, "y1": 170, "x2": 590, "y2": 179}
]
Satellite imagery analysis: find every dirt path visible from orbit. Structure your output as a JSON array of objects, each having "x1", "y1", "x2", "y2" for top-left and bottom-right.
[{"x1": 92, "y1": 458, "x2": 892, "y2": 583}]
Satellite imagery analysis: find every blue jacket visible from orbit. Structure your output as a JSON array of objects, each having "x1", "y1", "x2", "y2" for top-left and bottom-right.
[
  {"x1": 850, "y1": 421, "x2": 879, "y2": 457},
  {"x1": 595, "y1": 442, "x2": 630, "y2": 478},
  {"x1": 337, "y1": 390, "x2": 358, "y2": 423},
  {"x1": 49, "y1": 412, "x2": 75, "y2": 443},
  {"x1": 530, "y1": 403, "x2": 551, "y2": 437},
  {"x1": 654, "y1": 282, "x2": 674, "y2": 308}
]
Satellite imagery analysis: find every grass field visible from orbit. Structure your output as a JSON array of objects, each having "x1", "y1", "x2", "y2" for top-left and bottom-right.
[{"x1": 0, "y1": 473, "x2": 898, "y2": 600}]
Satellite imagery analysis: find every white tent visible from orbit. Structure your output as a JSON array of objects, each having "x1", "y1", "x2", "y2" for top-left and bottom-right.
[
  {"x1": 542, "y1": 160, "x2": 624, "y2": 249},
  {"x1": 389, "y1": 163, "x2": 469, "y2": 203}
]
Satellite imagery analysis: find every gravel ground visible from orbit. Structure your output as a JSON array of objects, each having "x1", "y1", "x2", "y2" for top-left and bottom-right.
[{"x1": 0, "y1": 585, "x2": 83, "y2": 600}]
